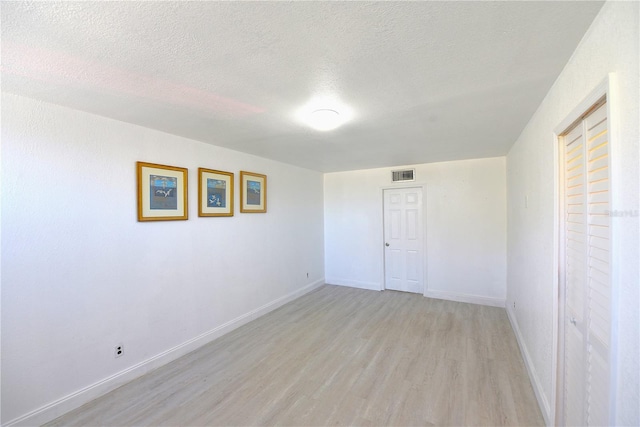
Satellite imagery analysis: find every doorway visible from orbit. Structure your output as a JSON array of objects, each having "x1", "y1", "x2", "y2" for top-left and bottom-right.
[
  {"x1": 383, "y1": 187, "x2": 424, "y2": 294},
  {"x1": 557, "y1": 96, "x2": 612, "y2": 426}
]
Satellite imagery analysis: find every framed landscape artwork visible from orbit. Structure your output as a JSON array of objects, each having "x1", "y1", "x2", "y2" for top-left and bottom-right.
[
  {"x1": 198, "y1": 168, "x2": 234, "y2": 217},
  {"x1": 137, "y1": 161, "x2": 188, "y2": 221},
  {"x1": 240, "y1": 171, "x2": 267, "y2": 213}
]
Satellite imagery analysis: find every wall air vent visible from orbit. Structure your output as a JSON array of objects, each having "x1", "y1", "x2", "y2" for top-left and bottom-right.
[{"x1": 392, "y1": 169, "x2": 415, "y2": 182}]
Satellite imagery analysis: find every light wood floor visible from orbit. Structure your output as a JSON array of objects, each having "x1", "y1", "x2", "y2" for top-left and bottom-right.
[{"x1": 47, "y1": 285, "x2": 543, "y2": 426}]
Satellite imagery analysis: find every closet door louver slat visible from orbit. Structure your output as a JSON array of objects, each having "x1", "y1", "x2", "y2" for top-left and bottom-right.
[
  {"x1": 563, "y1": 123, "x2": 586, "y2": 427},
  {"x1": 585, "y1": 103, "x2": 610, "y2": 427}
]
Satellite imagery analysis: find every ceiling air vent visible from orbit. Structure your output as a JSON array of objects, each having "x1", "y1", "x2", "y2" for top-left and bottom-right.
[{"x1": 392, "y1": 169, "x2": 415, "y2": 182}]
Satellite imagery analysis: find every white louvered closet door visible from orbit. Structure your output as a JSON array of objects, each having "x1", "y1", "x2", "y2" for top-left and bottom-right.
[{"x1": 561, "y1": 101, "x2": 611, "y2": 426}]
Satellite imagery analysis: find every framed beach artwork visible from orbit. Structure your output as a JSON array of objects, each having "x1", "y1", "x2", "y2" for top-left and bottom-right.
[
  {"x1": 137, "y1": 161, "x2": 188, "y2": 221},
  {"x1": 198, "y1": 168, "x2": 234, "y2": 217},
  {"x1": 240, "y1": 171, "x2": 267, "y2": 213}
]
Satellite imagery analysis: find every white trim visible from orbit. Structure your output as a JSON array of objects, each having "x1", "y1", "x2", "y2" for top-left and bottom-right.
[
  {"x1": 507, "y1": 305, "x2": 552, "y2": 426},
  {"x1": 553, "y1": 78, "x2": 609, "y2": 135},
  {"x1": 424, "y1": 289, "x2": 505, "y2": 308},
  {"x1": 325, "y1": 278, "x2": 381, "y2": 291},
  {"x1": 551, "y1": 89, "x2": 562, "y2": 426},
  {"x1": 552, "y1": 120, "x2": 564, "y2": 427},
  {"x1": 4, "y1": 279, "x2": 325, "y2": 427},
  {"x1": 604, "y1": 73, "x2": 619, "y2": 427}
]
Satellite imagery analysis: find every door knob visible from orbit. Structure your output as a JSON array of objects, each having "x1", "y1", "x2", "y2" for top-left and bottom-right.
[
  {"x1": 385, "y1": 243, "x2": 390, "y2": 247},
  {"x1": 570, "y1": 317, "x2": 577, "y2": 325}
]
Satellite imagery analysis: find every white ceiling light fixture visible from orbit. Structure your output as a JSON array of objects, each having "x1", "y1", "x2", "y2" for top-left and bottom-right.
[
  {"x1": 309, "y1": 108, "x2": 341, "y2": 131},
  {"x1": 296, "y1": 97, "x2": 354, "y2": 132}
]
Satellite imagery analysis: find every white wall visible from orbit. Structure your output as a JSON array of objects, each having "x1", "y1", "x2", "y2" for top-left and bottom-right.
[
  {"x1": 324, "y1": 157, "x2": 507, "y2": 306},
  {"x1": 0, "y1": 94, "x2": 325, "y2": 425},
  {"x1": 506, "y1": 1, "x2": 639, "y2": 425}
]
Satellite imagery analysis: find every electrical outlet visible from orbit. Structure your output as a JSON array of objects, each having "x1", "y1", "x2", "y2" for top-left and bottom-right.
[
  {"x1": 115, "y1": 344, "x2": 124, "y2": 358},
  {"x1": 513, "y1": 301, "x2": 516, "y2": 309}
]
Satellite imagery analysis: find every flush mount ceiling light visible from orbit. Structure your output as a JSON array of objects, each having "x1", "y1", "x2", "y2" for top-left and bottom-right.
[
  {"x1": 296, "y1": 97, "x2": 353, "y2": 131},
  {"x1": 308, "y1": 109, "x2": 341, "y2": 131}
]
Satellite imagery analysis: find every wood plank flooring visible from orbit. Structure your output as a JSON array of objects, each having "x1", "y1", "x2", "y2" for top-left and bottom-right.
[{"x1": 47, "y1": 285, "x2": 544, "y2": 426}]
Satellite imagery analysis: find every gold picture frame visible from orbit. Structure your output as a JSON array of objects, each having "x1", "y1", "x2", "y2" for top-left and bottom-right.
[
  {"x1": 240, "y1": 171, "x2": 267, "y2": 213},
  {"x1": 137, "y1": 161, "x2": 188, "y2": 221},
  {"x1": 198, "y1": 168, "x2": 234, "y2": 217}
]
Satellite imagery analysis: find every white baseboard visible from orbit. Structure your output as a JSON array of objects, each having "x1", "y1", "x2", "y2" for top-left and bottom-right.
[
  {"x1": 506, "y1": 305, "x2": 551, "y2": 426},
  {"x1": 325, "y1": 277, "x2": 381, "y2": 291},
  {"x1": 424, "y1": 289, "x2": 505, "y2": 308},
  {"x1": 5, "y1": 279, "x2": 325, "y2": 427}
]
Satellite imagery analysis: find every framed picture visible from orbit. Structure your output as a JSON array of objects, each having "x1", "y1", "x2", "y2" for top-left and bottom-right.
[
  {"x1": 240, "y1": 171, "x2": 267, "y2": 213},
  {"x1": 137, "y1": 161, "x2": 188, "y2": 221},
  {"x1": 198, "y1": 168, "x2": 234, "y2": 217}
]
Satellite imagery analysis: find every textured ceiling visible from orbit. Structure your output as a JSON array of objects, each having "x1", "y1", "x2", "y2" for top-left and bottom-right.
[{"x1": 1, "y1": 1, "x2": 604, "y2": 172}]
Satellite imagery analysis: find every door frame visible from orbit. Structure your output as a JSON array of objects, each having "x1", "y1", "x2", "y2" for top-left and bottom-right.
[
  {"x1": 380, "y1": 183, "x2": 428, "y2": 295},
  {"x1": 552, "y1": 74, "x2": 619, "y2": 426}
]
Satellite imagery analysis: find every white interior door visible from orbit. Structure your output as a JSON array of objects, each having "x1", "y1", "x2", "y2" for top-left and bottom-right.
[
  {"x1": 559, "y1": 100, "x2": 611, "y2": 426},
  {"x1": 383, "y1": 187, "x2": 424, "y2": 294}
]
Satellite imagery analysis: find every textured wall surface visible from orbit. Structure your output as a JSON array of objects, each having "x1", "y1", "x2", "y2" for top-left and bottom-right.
[
  {"x1": 506, "y1": 1, "x2": 639, "y2": 425},
  {"x1": 1, "y1": 94, "x2": 325, "y2": 425},
  {"x1": 324, "y1": 157, "x2": 507, "y2": 305}
]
